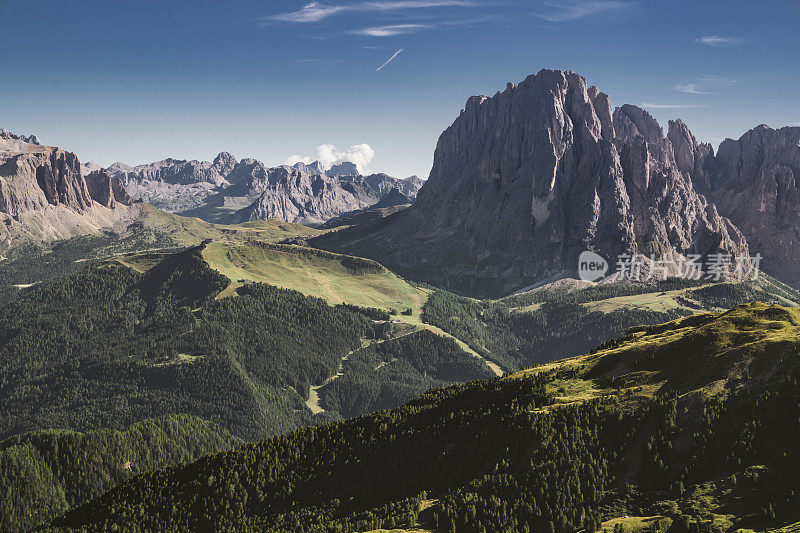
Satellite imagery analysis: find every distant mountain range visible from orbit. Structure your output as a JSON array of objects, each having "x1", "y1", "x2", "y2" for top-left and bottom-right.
[
  {"x1": 314, "y1": 69, "x2": 800, "y2": 296},
  {"x1": 86, "y1": 155, "x2": 422, "y2": 226},
  {"x1": 2, "y1": 68, "x2": 799, "y2": 296}
]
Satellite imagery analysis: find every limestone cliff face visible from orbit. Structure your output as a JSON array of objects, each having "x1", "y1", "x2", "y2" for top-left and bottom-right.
[
  {"x1": 314, "y1": 69, "x2": 748, "y2": 297},
  {"x1": 696, "y1": 125, "x2": 800, "y2": 287},
  {"x1": 0, "y1": 142, "x2": 92, "y2": 217},
  {"x1": 0, "y1": 127, "x2": 141, "y2": 244},
  {"x1": 84, "y1": 170, "x2": 133, "y2": 208}
]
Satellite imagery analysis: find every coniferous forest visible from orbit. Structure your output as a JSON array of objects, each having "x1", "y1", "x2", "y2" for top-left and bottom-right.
[{"x1": 45, "y1": 304, "x2": 800, "y2": 532}]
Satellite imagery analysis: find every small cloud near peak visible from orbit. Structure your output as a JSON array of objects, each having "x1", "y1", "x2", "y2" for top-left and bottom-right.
[{"x1": 285, "y1": 144, "x2": 376, "y2": 173}]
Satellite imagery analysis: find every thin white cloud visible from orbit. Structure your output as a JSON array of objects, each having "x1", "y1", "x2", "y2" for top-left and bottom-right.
[
  {"x1": 642, "y1": 102, "x2": 709, "y2": 109},
  {"x1": 376, "y1": 49, "x2": 404, "y2": 70},
  {"x1": 352, "y1": 24, "x2": 432, "y2": 36},
  {"x1": 285, "y1": 144, "x2": 375, "y2": 173},
  {"x1": 675, "y1": 83, "x2": 716, "y2": 95},
  {"x1": 351, "y1": 16, "x2": 493, "y2": 36},
  {"x1": 697, "y1": 75, "x2": 738, "y2": 85},
  {"x1": 267, "y1": 1, "x2": 480, "y2": 23},
  {"x1": 534, "y1": 0, "x2": 634, "y2": 22},
  {"x1": 695, "y1": 35, "x2": 744, "y2": 46}
]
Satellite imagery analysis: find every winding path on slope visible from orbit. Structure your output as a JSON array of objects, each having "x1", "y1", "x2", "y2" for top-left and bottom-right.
[{"x1": 304, "y1": 326, "x2": 504, "y2": 415}]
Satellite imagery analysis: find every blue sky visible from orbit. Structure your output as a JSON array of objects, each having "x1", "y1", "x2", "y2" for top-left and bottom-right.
[{"x1": 1, "y1": 0, "x2": 798, "y2": 178}]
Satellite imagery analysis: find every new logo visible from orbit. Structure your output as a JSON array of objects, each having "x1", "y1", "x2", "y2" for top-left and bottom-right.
[{"x1": 578, "y1": 251, "x2": 608, "y2": 282}]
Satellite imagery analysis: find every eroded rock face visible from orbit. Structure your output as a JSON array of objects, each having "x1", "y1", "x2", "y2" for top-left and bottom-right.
[
  {"x1": 230, "y1": 164, "x2": 422, "y2": 225},
  {"x1": 0, "y1": 143, "x2": 92, "y2": 216},
  {"x1": 84, "y1": 170, "x2": 133, "y2": 208},
  {"x1": 697, "y1": 125, "x2": 800, "y2": 287},
  {"x1": 0, "y1": 127, "x2": 138, "y2": 244},
  {"x1": 314, "y1": 69, "x2": 749, "y2": 297}
]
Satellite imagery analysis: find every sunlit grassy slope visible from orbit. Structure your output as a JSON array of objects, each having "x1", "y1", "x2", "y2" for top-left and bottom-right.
[
  {"x1": 199, "y1": 241, "x2": 429, "y2": 318},
  {"x1": 580, "y1": 276, "x2": 800, "y2": 315},
  {"x1": 140, "y1": 204, "x2": 326, "y2": 247},
  {"x1": 517, "y1": 302, "x2": 800, "y2": 406}
]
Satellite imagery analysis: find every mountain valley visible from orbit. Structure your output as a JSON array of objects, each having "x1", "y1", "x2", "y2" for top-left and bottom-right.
[{"x1": 0, "y1": 66, "x2": 799, "y2": 533}]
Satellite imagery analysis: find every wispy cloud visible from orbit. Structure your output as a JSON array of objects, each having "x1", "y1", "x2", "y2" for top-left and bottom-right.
[
  {"x1": 675, "y1": 83, "x2": 716, "y2": 95},
  {"x1": 695, "y1": 35, "x2": 744, "y2": 46},
  {"x1": 642, "y1": 102, "x2": 709, "y2": 109},
  {"x1": 697, "y1": 75, "x2": 738, "y2": 85},
  {"x1": 534, "y1": 0, "x2": 634, "y2": 22},
  {"x1": 376, "y1": 49, "x2": 404, "y2": 71},
  {"x1": 267, "y1": 1, "x2": 480, "y2": 23},
  {"x1": 674, "y1": 75, "x2": 737, "y2": 96},
  {"x1": 351, "y1": 16, "x2": 494, "y2": 36},
  {"x1": 352, "y1": 24, "x2": 432, "y2": 36}
]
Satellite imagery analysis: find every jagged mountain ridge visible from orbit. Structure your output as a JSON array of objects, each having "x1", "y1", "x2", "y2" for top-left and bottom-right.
[
  {"x1": 99, "y1": 152, "x2": 423, "y2": 225},
  {"x1": 313, "y1": 69, "x2": 752, "y2": 297}
]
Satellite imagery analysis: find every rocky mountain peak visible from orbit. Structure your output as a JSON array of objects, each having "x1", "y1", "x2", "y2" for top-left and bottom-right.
[
  {"x1": 614, "y1": 104, "x2": 664, "y2": 145},
  {"x1": 314, "y1": 69, "x2": 750, "y2": 297},
  {"x1": 212, "y1": 152, "x2": 237, "y2": 175},
  {"x1": 0, "y1": 127, "x2": 42, "y2": 154},
  {"x1": 0, "y1": 125, "x2": 137, "y2": 244},
  {"x1": 328, "y1": 161, "x2": 359, "y2": 177},
  {"x1": 373, "y1": 187, "x2": 412, "y2": 209}
]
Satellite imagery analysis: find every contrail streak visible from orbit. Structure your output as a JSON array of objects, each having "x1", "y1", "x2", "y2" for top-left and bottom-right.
[{"x1": 376, "y1": 49, "x2": 404, "y2": 71}]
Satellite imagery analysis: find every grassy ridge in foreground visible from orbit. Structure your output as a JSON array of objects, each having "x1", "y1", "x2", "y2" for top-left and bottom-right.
[{"x1": 50, "y1": 303, "x2": 800, "y2": 532}]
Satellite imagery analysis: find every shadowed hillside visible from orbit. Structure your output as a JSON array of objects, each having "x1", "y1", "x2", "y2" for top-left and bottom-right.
[{"x1": 48, "y1": 303, "x2": 800, "y2": 532}]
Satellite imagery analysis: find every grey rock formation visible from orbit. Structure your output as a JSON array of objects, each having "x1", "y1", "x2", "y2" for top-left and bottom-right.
[
  {"x1": 81, "y1": 161, "x2": 103, "y2": 176},
  {"x1": 229, "y1": 165, "x2": 421, "y2": 225},
  {"x1": 313, "y1": 69, "x2": 749, "y2": 297},
  {"x1": 328, "y1": 161, "x2": 359, "y2": 176},
  {"x1": 105, "y1": 154, "x2": 237, "y2": 213},
  {"x1": 319, "y1": 187, "x2": 414, "y2": 230},
  {"x1": 111, "y1": 155, "x2": 234, "y2": 187},
  {"x1": 84, "y1": 170, "x2": 133, "y2": 208},
  {"x1": 695, "y1": 125, "x2": 800, "y2": 287},
  {"x1": 0, "y1": 139, "x2": 92, "y2": 216},
  {"x1": 106, "y1": 152, "x2": 423, "y2": 225},
  {"x1": 0, "y1": 126, "x2": 140, "y2": 244},
  {"x1": 372, "y1": 188, "x2": 412, "y2": 209}
]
